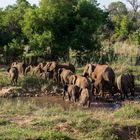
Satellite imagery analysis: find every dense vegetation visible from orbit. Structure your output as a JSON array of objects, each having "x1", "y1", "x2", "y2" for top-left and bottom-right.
[{"x1": 0, "y1": 0, "x2": 140, "y2": 65}]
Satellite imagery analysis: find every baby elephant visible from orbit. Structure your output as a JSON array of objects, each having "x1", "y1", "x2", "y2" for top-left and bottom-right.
[
  {"x1": 117, "y1": 73, "x2": 135, "y2": 100},
  {"x1": 7, "y1": 67, "x2": 19, "y2": 86},
  {"x1": 63, "y1": 84, "x2": 81, "y2": 102},
  {"x1": 79, "y1": 88, "x2": 91, "y2": 107}
]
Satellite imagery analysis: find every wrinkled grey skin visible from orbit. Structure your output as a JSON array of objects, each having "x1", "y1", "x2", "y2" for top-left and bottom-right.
[
  {"x1": 117, "y1": 73, "x2": 135, "y2": 100},
  {"x1": 63, "y1": 84, "x2": 81, "y2": 102},
  {"x1": 7, "y1": 67, "x2": 19, "y2": 86}
]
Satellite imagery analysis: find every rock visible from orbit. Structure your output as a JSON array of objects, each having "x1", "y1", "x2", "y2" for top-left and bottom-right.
[{"x1": 0, "y1": 86, "x2": 23, "y2": 98}]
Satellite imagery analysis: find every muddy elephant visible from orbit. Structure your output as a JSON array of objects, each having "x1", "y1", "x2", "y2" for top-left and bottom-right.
[
  {"x1": 11, "y1": 62, "x2": 27, "y2": 75},
  {"x1": 69, "y1": 74, "x2": 91, "y2": 90},
  {"x1": 79, "y1": 88, "x2": 91, "y2": 107},
  {"x1": 63, "y1": 84, "x2": 81, "y2": 102},
  {"x1": 91, "y1": 64, "x2": 115, "y2": 97},
  {"x1": 117, "y1": 73, "x2": 135, "y2": 99},
  {"x1": 83, "y1": 64, "x2": 96, "y2": 77},
  {"x1": 7, "y1": 67, "x2": 19, "y2": 85},
  {"x1": 58, "y1": 68, "x2": 74, "y2": 84}
]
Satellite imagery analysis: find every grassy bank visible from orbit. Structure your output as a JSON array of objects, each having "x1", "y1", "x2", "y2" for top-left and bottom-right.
[{"x1": 0, "y1": 99, "x2": 140, "y2": 140}]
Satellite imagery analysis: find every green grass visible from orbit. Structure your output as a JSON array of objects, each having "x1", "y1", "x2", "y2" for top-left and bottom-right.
[
  {"x1": 115, "y1": 103, "x2": 140, "y2": 119},
  {"x1": 0, "y1": 99, "x2": 139, "y2": 140},
  {"x1": 0, "y1": 118, "x2": 10, "y2": 125}
]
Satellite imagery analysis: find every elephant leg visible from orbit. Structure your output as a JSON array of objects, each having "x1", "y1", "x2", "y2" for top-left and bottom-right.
[
  {"x1": 120, "y1": 91, "x2": 124, "y2": 100},
  {"x1": 63, "y1": 91, "x2": 66, "y2": 100},
  {"x1": 99, "y1": 82, "x2": 104, "y2": 97},
  {"x1": 68, "y1": 94, "x2": 71, "y2": 101},
  {"x1": 87, "y1": 100, "x2": 91, "y2": 108},
  {"x1": 130, "y1": 87, "x2": 134, "y2": 97},
  {"x1": 11, "y1": 78, "x2": 14, "y2": 86}
]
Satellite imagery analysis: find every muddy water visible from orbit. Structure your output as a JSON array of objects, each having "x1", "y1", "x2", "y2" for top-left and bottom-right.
[
  {"x1": 1, "y1": 85, "x2": 140, "y2": 111},
  {"x1": 0, "y1": 95, "x2": 124, "y2": 111}
]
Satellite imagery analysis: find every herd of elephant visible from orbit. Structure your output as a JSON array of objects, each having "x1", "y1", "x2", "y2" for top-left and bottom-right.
[{"x1": 7, "y1": 61, "x2": 135, "y2": 107}]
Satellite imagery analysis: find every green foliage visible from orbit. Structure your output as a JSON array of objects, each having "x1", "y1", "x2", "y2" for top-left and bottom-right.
[
  {"x1": 0, "y1": 0, "x2": 107, "y2": 62},
  {"x1": 21, "y1": 75, "x2": 48, "y2": 90},
  {"x1": 130, "y1": 28, "x2": 140, "y2": 47},
  {"x1": 108, "y1": 1, "x2": 128, "y2": 17},
  {"x1": 0, "y1": 118, "x2": 9, "y2": 125}
]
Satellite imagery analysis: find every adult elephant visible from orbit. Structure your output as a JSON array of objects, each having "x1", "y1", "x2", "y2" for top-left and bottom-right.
[
  {"x1": 11, "y1": 62, "x2": 27, "y2": 75},
  {"x1": 45, "y1": 61, "x2": 75, "y2": 82},
  {"x1": 91, "y1": 64, "x2": 115, "y2": 97},
  {"x1": 58, "y1": 68, "x2": 74, "y2": 85},
  {"x1": 117, "y1": 73, "x2": 135, "y2": 100},
  {"x1": 46, "y1": 61, "x2": 75, "y2": 73}
]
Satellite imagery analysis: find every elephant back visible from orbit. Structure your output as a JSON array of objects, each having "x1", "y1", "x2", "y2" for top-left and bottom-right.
[
  {"x1": 75, "y1": 76, "x2": 91, "y2": 89},
  {"x1": 58, "y1": 63, "x2": 75, "y2": 73},
  {"x1": 102, "y1": 67, "x2": 115, "y2": 84}
]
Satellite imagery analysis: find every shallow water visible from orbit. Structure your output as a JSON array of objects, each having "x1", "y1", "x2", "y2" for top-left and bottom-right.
[{"x1": 0, "y1": 95, "x2": 124, "y2": 111}]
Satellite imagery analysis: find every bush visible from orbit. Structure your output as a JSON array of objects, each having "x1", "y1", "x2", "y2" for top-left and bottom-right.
[{"x1": 21, "y1": 75, "x2": 48, "y2": 91}]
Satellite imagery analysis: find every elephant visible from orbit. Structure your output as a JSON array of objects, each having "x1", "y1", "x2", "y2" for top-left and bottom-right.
[
  {"x1": 45, "y1": 61, "x2": 75, "y2": 83},
  {"x1": 25, "y1": 64, "x2": 45, "y2": 77},
  {"x1": 58, "y1": 62, "x2": 75, "y2": 73},
  {"x1": 63, "y1": 84, "x2": 81, "y2": 102},
  {"x1": 117, "y1": 73, "x2": 135, "y2": 100},
  {"x1": 83, "y1": 64, "x2": 96, "y2": 77},
  {"x1": 11, "y1": 62, "x2": 27, "y2": 75},
  {"x1": 91, "y1": 64, "x2": 115, "y2": 97},
  {"x1": 7, "y1": 67, "x2": 19, "y2": 85},
  {"x1": 79, "y1": 88, "x2": 91, "y2": 107},
  {"x1": 46, "y1": 61, "x2": 75, "y2": 73},
  {"x1": 69, "y1": 74, "x2": 91, "y2": 90},
  {"x1": 58, "y1": 68, "x2": 74, "y2": 85},
  {"x1": 32, "y1": 65, "x2": 44, "y2": 76}
]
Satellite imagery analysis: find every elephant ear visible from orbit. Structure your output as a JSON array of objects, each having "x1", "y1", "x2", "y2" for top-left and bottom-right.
[
  {"x1": 72, "y1": 75, "x2": 77, "y2": 84},
  {"x1": 50, "y1": 62, "x2": 57, "y2": 71},
  {"x1": 88, "y1": 64, "x2": 93, "y2": 76},
  {"x1": 83, "y1": 64, "x2": 89, "y2": 77}
]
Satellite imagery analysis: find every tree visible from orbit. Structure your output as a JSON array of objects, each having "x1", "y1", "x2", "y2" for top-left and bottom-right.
[
  {"x1": 126, "y1": 0, "x2": 140, "y2": 19},
  {"x1": 108, "y1": 1, "x2": 128, "y2": 18}
]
